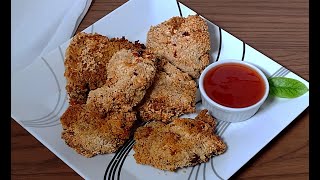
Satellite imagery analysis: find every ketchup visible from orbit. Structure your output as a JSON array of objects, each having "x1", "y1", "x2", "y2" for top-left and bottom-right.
[{"x1": 204, "y1": 63, "x2": 265, "y2": 108}]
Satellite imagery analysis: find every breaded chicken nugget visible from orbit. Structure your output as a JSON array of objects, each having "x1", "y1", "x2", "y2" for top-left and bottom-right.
[
  {"x1": 133, "y1": 109, "x2": 226, "y2": 171},
  {"x1": 138, "y1": 58, "x2": 196, "y2": 122},
  {"x1": 147, "y1": 15, "x2": 210, "y2": 78},
  {"x1": 64, "y1": 32, "x2": 145, "y2": 105},
  {"x1": 61, "y1": 104, "x2": 137, "y2": 157},
  {"x1": 86, "y1": 49, "x2": 157, "y2": 116}
]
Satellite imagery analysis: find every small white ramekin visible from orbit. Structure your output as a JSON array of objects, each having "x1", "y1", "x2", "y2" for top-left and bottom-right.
[{"x1": 199, "y1": 59, "x2": 269, "y2": 122}]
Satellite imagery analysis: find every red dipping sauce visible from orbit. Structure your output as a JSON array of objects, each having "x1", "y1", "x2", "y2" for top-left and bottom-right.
[{"x1": 204, "y1": 63, "x2": 266, "y2": 108}]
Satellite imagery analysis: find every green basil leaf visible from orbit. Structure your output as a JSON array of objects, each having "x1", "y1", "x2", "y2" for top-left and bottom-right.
[{"x1": 268, "y1": 77, "x2": 308, "y2": 98}]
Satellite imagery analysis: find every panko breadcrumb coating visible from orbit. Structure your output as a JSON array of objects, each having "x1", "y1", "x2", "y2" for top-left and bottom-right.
[
  {"x1": 138, "y1": 58, "x2": 196, "y2": 122},
  {"x1": 86, "y1": 49, "x2": 157, "y2": 116},
  {"x1": 147, "y1": 15, "x2": 210, "y2": 78},
  {"x1": 64, "y1": 32, "x2": 145, "y2": 105},
  {"x1": 61, "y1": 104, "x2": 137, "y2": 158},
  {"x1": 133, "y1": 109, "x2": 227, "y2": 171}
]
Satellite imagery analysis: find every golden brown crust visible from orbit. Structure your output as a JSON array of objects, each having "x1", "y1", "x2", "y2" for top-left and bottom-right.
[
  {"x1": 147, "y1": 15, "x2": 210, "y2": 78},
  {"x1": 60, "y1": 104, "x2": 137, "y2": 157},
  {"x1": 64, "y1": 32, "x2": 145, "y2": 105},
  {"x1": 138, "y1": 58, "x2": 196, "y2": 122},
  {"x1": 86, "y1": 49, "x2": 157, "y2": 116},
  {"x1": 133, "y1": 110, "x2": 226, "y2": 171}
]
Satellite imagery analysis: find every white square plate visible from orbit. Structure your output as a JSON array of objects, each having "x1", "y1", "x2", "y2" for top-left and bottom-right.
[{"x1": 11, "y1": 0, "x2": 309, "y2": 179}]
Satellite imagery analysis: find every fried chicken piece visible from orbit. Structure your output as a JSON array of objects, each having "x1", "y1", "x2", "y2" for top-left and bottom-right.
[
  {"x1": 64, "y1": 32, "x2": 145, "y2": 105},
  {"x1": 147, "y1": 15, "x2": 210, "y2": 78},
  {"x1": 133, "y1": 109, "x2": 227, "y2": 171},
  {"x1": 86, "y1": 49, "x2": 157, "y2": 116},
  {"x1": 138, "y1": 59, "x2": 196, "y2": 122},
  {"x1": 60, "y1": 104, "x2": 137, "y2": 157}
]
